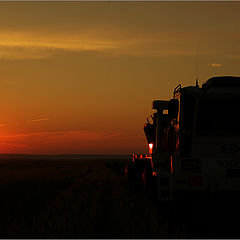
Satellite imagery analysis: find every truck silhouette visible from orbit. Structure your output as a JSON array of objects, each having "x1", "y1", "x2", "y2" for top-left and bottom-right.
[{"x1": 128, "y1": 76, "x2": 240, "y2": 200}]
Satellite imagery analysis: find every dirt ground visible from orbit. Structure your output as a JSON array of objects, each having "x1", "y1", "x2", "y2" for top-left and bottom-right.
[{"x1": 0, "y1": 155, "x2": 240, "y2": 238}]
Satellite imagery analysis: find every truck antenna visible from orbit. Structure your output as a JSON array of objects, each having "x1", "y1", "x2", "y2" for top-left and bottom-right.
[{"x1": 195, "y1": 40, "x2": 199, "y2": 87}]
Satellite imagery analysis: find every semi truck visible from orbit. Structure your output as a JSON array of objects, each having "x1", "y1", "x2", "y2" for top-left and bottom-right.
[{"x1": 128, "y1": 76, "x2": 240, "y2": 200}]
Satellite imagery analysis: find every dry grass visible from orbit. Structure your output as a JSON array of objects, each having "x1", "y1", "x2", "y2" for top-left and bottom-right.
[{"x1": 0, "y1": 156, "x2": 240, "y2": 238}]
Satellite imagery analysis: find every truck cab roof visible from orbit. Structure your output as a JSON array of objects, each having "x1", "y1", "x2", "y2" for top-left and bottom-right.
[{"x1": 176, "y1": 76, "x2": 240, "y2": 98}]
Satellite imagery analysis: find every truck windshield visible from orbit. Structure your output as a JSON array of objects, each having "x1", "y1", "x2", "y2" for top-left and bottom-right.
[{"x1": 196, "y1": 99, "x2": 240, "y2": 136}]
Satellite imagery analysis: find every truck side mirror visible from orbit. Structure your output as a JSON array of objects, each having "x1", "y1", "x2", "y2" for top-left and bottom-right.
[{"x1": 168, "y1": 99, "x2": 179, "y2": 120}]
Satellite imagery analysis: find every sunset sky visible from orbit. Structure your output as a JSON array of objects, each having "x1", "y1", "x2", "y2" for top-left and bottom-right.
[{"x1": 1, "y1": 2, "x2": 240, "y2": 154}]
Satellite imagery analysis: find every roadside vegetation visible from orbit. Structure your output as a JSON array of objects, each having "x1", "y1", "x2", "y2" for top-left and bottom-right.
[{"x1": 0, "y1": 156, "x2": 240, "y2": 238}]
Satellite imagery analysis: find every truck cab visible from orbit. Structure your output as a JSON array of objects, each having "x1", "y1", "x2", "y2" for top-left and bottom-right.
[{"x1": 142, "y1": 76, "x2": 240, "y2": 200}]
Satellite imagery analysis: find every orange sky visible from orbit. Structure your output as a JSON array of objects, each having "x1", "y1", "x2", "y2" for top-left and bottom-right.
[{"x1": 1, "y1": 2, "x2": 240, "y2": 154}]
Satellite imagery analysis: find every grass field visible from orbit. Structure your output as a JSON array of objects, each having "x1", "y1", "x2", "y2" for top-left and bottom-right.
[{"x1": 0, "y1": 154, "x2": 240, "y2": 238}]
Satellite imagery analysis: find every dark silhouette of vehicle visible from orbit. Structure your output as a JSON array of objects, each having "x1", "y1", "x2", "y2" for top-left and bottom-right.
[{"x1": 128, "y1": 76, "x2": 240, "y2": 200}]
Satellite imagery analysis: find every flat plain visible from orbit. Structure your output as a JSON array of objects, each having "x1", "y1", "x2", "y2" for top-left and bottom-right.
[{"x1": 0, "y1": 154, "x2": 240, "y2": 238}]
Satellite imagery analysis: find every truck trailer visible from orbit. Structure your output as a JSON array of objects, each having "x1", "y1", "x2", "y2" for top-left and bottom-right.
[{"x1": 129, "y1": 76, "x2": 240, "y2": 200}]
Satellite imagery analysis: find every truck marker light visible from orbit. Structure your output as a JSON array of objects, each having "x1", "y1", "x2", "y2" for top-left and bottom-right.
[
  {"x1": 149, "y1": 143, "x2": 153, "y2": 154},
  {"x1": 152, "y1": 171, "x2": 158, "y2": 176}
]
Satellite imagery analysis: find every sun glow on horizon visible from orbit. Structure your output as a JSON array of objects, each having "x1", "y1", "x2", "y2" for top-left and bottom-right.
[{"x1": 1, "y1": 2, "x2": 240, "y2": 154}]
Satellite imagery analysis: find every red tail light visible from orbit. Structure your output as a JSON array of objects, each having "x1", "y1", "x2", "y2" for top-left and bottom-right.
[
  {"x1": 152, "y1": 171, "x2": 158, "y2": 176},
  {"x1": 170, "y1": 155, "x2": 173, "y2": 174}
]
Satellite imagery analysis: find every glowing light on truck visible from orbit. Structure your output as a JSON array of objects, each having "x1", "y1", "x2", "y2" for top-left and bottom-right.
[{"x1": 149, "y1": 143, "x2": 153, "y2": 154}]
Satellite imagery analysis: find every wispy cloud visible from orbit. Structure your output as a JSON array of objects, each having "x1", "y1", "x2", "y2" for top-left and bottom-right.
[
  {"x1": 31, "y1": 118, "x2": 49, "y2": 122},
  {"x1": 1, "y1": 130, "x2": 120, "y2": 139},
  {"x1": 0, "y1": 29, "x2": 204, "y2": 60},
  {"x1": 208, "y1": 63, "x2": 222, "y2": 67},
  {"x1": 0, "y1": 30, "x2": 128, "y2": 60},
  {"x1": 107, "y1": 132, "x2": 121, "y2": 137},
  {"x1": 1, "y1": 131, "x2": 65, "y2": 138},
  {"x1": 0, "y1": 142, "x2": 29, "y2": 148}
]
